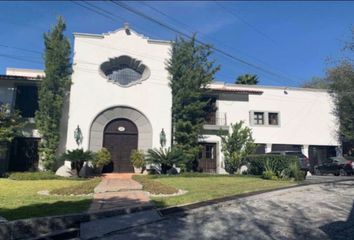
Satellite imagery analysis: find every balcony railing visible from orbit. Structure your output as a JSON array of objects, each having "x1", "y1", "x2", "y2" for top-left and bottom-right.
[{"x1": 204, "y1": 112, "x2": 227, "y2": 126}]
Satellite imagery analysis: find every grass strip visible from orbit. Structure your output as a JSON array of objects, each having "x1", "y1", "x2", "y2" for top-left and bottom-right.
[
  {"x1": 133, "y1": 175, "x2": 179, "y2": 195},
  {"x1": 50, "y1": 177, "x2": 101, "y2": 195}
]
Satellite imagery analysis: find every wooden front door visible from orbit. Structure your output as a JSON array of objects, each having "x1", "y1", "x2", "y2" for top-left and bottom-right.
[
  {"x1": 198, "y1": 143, "x2": 217, "y2": 173},
  {"x1": 103, "y1": 119, "x2": 138, "y2": 173}
]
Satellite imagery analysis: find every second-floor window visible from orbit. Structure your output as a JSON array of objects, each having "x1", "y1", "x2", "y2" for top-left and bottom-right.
[
  {"x1": 250, "y1": 111, "x2": 280, "y2": 126},
  {"x1": 254, "y1": 112, "x2": 264, "y2": 125},
  {"x1": 204, "y1": 97, "x2": 217, "y2": 125},
  {"x1": 15, "y1": 85, "x2": 38, "y2": 118},
  {"x1": 268, "y1": 112, "x2": 279, "y2": 125}
]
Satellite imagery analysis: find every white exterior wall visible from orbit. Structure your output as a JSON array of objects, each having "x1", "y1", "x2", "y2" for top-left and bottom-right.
[
  {"x1": 6, "y1": 68, "x2": 45, "y2": 78},
  {"x1": 215, "y1": 84, "x2": 339, "y2": 147},
  {"x1": 65, "y1": 28, "x2": 172, "y2": 151}
]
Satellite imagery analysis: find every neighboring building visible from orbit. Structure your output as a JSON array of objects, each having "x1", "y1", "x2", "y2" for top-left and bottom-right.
[
  {"x1": 0, "y1": 68, "x2": 43, "y2": 174},
  {"x1": 0, "y1": 27, "x2": 340, "y2": 174},
  {"x1": 201, "y1": 83, "x2": 339, "y2": 173}
]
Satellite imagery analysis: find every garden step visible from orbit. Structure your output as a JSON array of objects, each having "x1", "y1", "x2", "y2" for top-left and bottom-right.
[{"x1": 80, "y1": 209, "x2": 162, "y2": 239}]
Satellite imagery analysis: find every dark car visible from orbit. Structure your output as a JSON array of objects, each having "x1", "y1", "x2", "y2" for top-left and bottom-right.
[
  {"x1": 266, "y1": 151, "x2": 310, "y2": 171},
  {"x1": 314, "y1": 156, "x2": 354, "y2": 176}
]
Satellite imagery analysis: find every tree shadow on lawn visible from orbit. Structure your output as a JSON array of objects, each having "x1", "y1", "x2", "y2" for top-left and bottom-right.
[{"x1": 0, "y1": 199, "x2": 92, "y2": 221}]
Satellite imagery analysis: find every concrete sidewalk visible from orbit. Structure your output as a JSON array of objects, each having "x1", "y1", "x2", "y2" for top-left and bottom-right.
[{"x1": 89, "y1": 174, "x2": 152, "y2": 213}]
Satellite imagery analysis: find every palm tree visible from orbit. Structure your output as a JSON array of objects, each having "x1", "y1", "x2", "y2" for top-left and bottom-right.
[{"x1": 235, "y1": 74, "x2": 259, "y2": 85}]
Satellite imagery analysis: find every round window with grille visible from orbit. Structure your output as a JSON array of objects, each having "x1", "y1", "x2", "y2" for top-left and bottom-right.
[{"x1": 100, "y1": 55, "x2": 150, "y2": 87}]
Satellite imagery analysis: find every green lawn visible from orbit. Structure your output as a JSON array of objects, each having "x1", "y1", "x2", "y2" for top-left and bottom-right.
[
  {"x1": 149, "y1": 175, "x2": 295, "y2": 208},
  {"x1": 0, "y1": 175, "x2": 295, "y2": 220},
  {"x1": 0, "y1": 178, "x2": 100, "y2": 221}
]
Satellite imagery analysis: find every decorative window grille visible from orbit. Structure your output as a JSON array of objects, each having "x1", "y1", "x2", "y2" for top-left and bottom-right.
[{"x1": 100, "y1": 55, "x2": 150, "y2": 87}]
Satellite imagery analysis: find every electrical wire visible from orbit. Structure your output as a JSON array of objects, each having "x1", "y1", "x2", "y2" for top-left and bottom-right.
[
  {"x1": 139, "y1": 1, "x2": 304, "y2": 85},
  {"x1": 110, "y1": 0, "x2": 297, "y2": 85},
  {"x1": 213, "y1": 1, "x2": 277, "y2": 44}
]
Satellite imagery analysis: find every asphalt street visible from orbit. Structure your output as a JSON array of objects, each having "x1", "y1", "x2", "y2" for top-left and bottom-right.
[{"x1": 100, "y1": 180, "x2": 354, "y2": 240}]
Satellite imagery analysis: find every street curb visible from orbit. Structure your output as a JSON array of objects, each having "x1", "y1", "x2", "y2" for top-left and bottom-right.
[
  {"x1": 0, "y1": 204, "x2": 155, "y2": 240},
  {"x1": 158, "y1": 178, "x2": 354, "y2": 216}
]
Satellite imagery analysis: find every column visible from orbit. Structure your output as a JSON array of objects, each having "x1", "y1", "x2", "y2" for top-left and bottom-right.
[
  {"x1": 302, "y1": 145, "x2": 309, "y2": 157},
  {"x1": 265, "y1": 144, "x2": 272, "y2": 153}
]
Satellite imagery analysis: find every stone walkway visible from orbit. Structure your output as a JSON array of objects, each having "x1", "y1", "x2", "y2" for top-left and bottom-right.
[{"x1": 89, "y1": 173, "x2": 152, "y2": 212}]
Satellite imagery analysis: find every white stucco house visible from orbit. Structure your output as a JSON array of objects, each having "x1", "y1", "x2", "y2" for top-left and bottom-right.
[{"x1": 0, "y1": 26, "x2": 340, "y2": 174}]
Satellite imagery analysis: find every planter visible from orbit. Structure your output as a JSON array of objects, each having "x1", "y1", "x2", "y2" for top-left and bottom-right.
[{"x1": 134, "y1": 167, "x2": 143, "y2": 174}]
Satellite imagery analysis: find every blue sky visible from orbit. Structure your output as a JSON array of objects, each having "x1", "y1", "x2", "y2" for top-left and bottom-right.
[{"x1": 0, "y1": 1, "x2": 353, "y2": 87}]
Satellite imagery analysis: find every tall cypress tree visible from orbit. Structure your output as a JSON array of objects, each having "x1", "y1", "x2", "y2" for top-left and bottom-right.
[
  {"x1": 35, "y1": 17, "x2": 71, "y2": 170},
  {"x1": 166, "y1": 35, "x2": 219, "y2": 171}
]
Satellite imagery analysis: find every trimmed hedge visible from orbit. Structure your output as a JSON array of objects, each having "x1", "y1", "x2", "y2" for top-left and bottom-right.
[
  {"x1": 8, "y1": 171, "x2": 65, "y2": 180},
  {"x1": 243, "y1": 154, "x2": 297, "y2": 175},
  {"x1": 51, "y1": 177, "x2": 101, "y2": 195},
  {"x1": 243, "y1": 154, "x2": 305, "y2": 181}
]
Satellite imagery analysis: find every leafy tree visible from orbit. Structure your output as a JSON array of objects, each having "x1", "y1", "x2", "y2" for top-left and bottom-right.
[
  {"x1": 302, "y1": 76, "x2": 329, "y2": 89},
  {"x1": 235, "y1": 74, "x2": 259, "y2": 85},
  {"x1": 166, "y1": 35, "x2": 220, "y2": 171},
  {"x1": 35, "y1": 17, "x2": 72, "y2": 170},
  {"x1": 218, "y1": 121, "x2": 256, "y2": 174},
  {"x1": 327, "y1": 61, "x2": 354, "y2": 155},
  {"x1": 0, "y1": 104, "x2": 23, "y2": 143}
]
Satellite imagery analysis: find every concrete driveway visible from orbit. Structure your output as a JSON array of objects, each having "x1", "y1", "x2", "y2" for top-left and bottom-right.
[{"x1": 101, "y1": 180, "x2": 354, "y2": 240}]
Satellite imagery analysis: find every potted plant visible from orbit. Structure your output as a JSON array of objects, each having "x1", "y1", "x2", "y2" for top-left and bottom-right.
[
  {"x1": 92, "y1": 148, "x2": 111, "y2": 173},
  {"x1": 130, "y1": 150, "x2": 146, "y2": 174}
]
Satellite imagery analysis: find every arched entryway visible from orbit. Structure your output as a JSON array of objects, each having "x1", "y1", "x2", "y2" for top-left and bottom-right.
[
  {"x1": 102, "y1": 118, "x2": 138, "y2": 173},
  {"x1": 89, "y1": 106, "x2": 152, "y2": 153}
]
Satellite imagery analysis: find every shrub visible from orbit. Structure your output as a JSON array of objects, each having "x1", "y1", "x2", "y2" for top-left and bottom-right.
[
  {"x1": 262, "y1": 170, "x2": 278, "y2": 180},
  {"x1": 61, "y1": 149, "x2": 94, "y2": 176},
  {"x1": 130, "y1": 150, "x2": 146, "y2": 171},
  {"x1": 261, "y1": 161, "x2": 278, "y2": 180},
  {"x1": 218, "y1": 121, "x2": 256, "y2": 174},
  {"x1": 224, "y1": 152, "x2": 243, "y2": 174},
  {"x1": 243, "y1": 154, "x2": 305, "y2": 181},
  {"x1": 51, "y1": 177, "x2": 101, "y2": 195},
  {"x1": 92, "y1": 148, "x2": 111, "y2": 168},
  {"x1": 288, "y1": 161, "x2": 306, "y2": 181},
  {"x1": 8, "y1": 171, "x2": 64, "y2": 180},
  {"x1": 147, "y1": 147, "x2": 184, "y2": 174}
]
